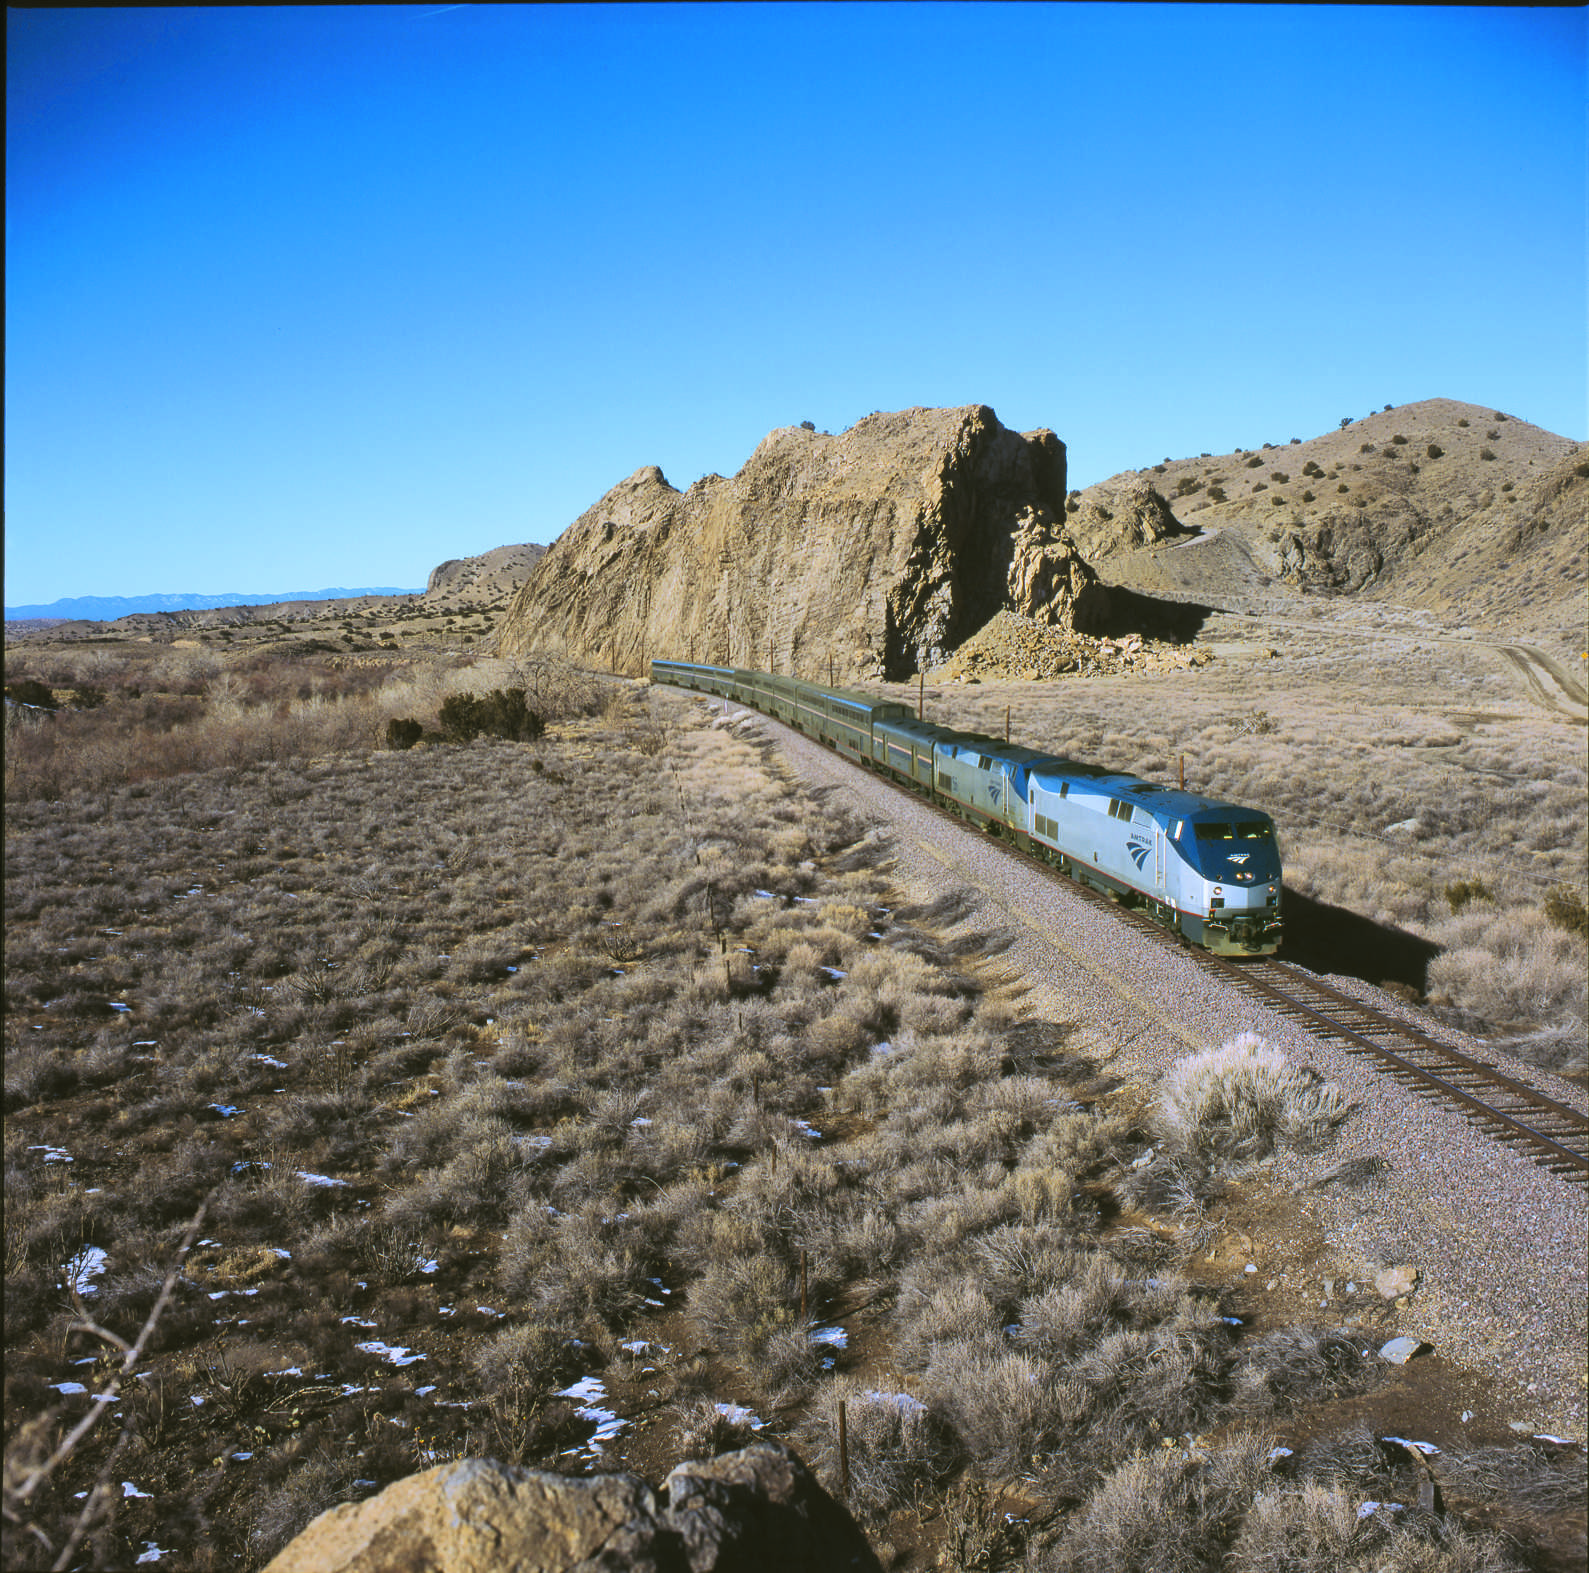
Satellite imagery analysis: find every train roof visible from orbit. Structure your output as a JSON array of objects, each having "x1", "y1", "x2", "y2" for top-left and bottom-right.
[{"x1": 1027, "y1": 761, "x2": 1272, "y2": 824}]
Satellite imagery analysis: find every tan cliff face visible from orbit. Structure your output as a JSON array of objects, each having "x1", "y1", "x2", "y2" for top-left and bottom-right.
[{"x1": 496, "y1": 405, "x2": 1109, "y2": 681}]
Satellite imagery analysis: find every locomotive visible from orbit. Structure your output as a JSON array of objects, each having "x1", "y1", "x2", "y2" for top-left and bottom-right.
[{"x1": 651, "y1": 660, "x2": 1282, "y2": 957}]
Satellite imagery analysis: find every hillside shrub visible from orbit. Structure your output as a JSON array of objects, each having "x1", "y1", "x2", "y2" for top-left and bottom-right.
[
  {"x1": 1574, "y1": 463, "x2": 1589, "y2": 480},
  {"x1": 1245, "y1": 457, "x2": 1262, "y2": 469},
  {"x1": 1269, "y1": 473, "x2": 1289, "y2": 484},
  {"x1": 1486, "y1": 429, "x2": 1499, "y2": 440},
  {"x1": 1337, "y1": 484, "x2": 1349, "y2": 493},
  {"x1": 1156, "y1": 1034, "x2": 1351, "y2": 1164},
  {"x1": 1479, "y1": 448, "x2": 1497, "y2": 462},
  {"x1": 1391, "y1": 435, "x2": 1408, "y2": 446},
  {"x1": 1251, "y1": 482, "x2": 1268, "y2": 492},
  {"x1": 1425, "y1": 444, "x2": 1443, "y2": 459},
  {"x1": 1207, "y1": 487, "x2": 1227, "y2": 504},
  {"x1": 1493, "y1": 412, "x2": 1508, "y2": 421},
  {"x1": 1359, "y1": 443, "x2": 1375, "y2": 454},
  {"x1": 437, "y1": 689, "x2": 545, "y2": 743},
  {"x1": 1543, "y1": 885, "x2": 1587, "y2": 938},
  {"x1": 1457, "y1": 417, "x2": 1470, "y2": 427},
  {"x1": 1175, "y1": 478, "x2": 1203, "y2": 497},
  {"x1": 385, "y1": 717, "x2": 424, "y2": 750},
  {"x1": 1445, "y1": 878, "x2": 1492, "y2": 914},
  {"x1": 1301, "y1": 491, "x2": 1316, "y2": 504},
  {"x1": 1289, "y1": 437, "x2": 1301, "y2": 444},
  {"x1": 4, "y1": 679, "x2": 57, "y2": 710}
]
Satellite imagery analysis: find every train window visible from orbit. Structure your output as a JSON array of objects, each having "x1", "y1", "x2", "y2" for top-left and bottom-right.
[
  {"x1": 1194, "y1": 823, "x2": 1235, "y2": 840},
  {"x1": 978, "y1": 755, "x2": 992, "y2": 771},
  {"x1": 1059, "y1": 783, "x2": 1069, "y2": 798},
  {"x1": 1174, "y1": 820, "x2": 1184, "y2": 839},
  {"x1": 1236, "y1": 822, "x2": 1273, "y2": 840}
]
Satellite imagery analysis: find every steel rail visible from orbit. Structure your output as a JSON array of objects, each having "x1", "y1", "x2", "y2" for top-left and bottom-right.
[{"x1": 723, "y1": 696, "x2": 1589, "y2": 1188}]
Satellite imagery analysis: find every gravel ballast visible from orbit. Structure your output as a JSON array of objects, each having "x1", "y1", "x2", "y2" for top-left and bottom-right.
[{"x1": 731, "y1": 703, "x2": 1587, "y2": 1442}]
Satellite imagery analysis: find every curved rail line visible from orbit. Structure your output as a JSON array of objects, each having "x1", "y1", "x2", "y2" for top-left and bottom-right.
[{"x1": 728, "y1": 696, "x2": 1589, "y2": 1188}]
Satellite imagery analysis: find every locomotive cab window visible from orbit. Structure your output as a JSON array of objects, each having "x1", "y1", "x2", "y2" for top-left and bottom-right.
[
  {"x1": 1236, "y1": 821, "x2": 1273, "y2": 840},
  {"x1": 1194, "y1": 823, "x2": 1235, "y2": 840}
]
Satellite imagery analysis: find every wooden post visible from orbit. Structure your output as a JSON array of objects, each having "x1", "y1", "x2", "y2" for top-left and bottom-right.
[
  {"x1": 918, "y1": 669, "x2": 924, "y2": 721},
  {"x1": 838, "y1": 1401, "x2": 849, "y2": 1499},
  {"x1": 1179, "y1": 753, "x2": 1185, "y2": 791},
  {"x1": 800, "y1": 1249, "x2": 808, "y2": 1321},
  {"x1": 1005, "y1": 704, "x2": 1011, "y2": 743},
  {"x1": 829, "y1": 654, "x2": 835, "y2": 688}
]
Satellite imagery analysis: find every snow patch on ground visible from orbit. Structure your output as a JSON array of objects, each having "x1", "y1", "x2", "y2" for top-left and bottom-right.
[{"x1": 356, "y1": 1341, "x2": 425, "y2": 1367}]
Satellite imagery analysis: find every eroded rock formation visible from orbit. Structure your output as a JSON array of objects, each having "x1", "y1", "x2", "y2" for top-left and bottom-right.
[
  {"x1": 1061, "y1": 476, "x2": 1191, "y2": 563},
  {"x1": 496, "y1": 405, "x2": 1101, "y2": 681}
]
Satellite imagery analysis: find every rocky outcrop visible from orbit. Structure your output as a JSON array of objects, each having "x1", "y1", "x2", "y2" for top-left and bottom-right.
[
  {"x1": 262, "y1": 1445, "x2": 882, "y2": 1573},
  {"x1": 496, "y1": 406, "x2": 1090, "y2": 681},
  {"x1": 1061, "y1": 477, "x2": 1192, "y2": 562},
  {"x1": 1005, "y1": 507, "x2": 1111, "y2": 631}
]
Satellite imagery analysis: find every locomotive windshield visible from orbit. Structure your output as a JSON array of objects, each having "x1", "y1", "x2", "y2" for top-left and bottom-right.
[
  {"x1": 1185, "y1": 815, "x2": 1280, "y2": 877},
  {"x1": 1194, "y1": 821, "x2": 1273, "y2": 841}
]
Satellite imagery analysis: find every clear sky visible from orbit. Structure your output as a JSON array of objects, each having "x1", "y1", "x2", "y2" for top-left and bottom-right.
[{"x1": 6, "y1": 3, "x2": 1585, "y2": 606}]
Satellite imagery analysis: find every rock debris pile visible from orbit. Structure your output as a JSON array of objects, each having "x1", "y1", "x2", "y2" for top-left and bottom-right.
[{"x1": 927, "y1": 608, "x2": 1213, "y2": 682}]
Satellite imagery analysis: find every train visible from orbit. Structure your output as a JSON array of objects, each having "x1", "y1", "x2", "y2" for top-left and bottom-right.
[{"x1": 650, "y1": 659, "x2": 1283, "y2": 957}]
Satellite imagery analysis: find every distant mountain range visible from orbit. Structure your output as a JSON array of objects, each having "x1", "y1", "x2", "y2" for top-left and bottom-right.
[{"x1": 4, "y1": 588, "x2": 424, "y2": 621}]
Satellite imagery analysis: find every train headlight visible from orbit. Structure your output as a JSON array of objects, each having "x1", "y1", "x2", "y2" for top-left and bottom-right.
[{"x1": 1211, "y1": 885, "x2": 1222, "y2": 896}]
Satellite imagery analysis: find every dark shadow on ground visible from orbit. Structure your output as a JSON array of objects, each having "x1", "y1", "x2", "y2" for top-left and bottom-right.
[
  {"x1": 1096, "y1": 586, "x2": 1215, "y2": 643},
  {"x1": 1279, "y1": 887, "x2": 1441, "y2": 994}
]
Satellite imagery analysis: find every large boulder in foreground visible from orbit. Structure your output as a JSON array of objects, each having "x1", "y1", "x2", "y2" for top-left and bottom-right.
[
  {"x1": 497, "y1": 405, "x2": 1102, "y2": 681},
  {"x1": 263, "y1": 1444, "x2": 882, "y2": 1573}
]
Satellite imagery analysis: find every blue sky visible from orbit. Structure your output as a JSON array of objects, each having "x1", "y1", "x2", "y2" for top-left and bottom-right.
[{"x1": 6, "y1": 3, "x2": 1584, "y2": 606}]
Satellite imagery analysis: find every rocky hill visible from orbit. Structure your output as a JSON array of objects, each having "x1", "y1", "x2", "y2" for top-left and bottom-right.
[
  {"x1": 426, "y1": 542, "x2": 545, "y2": 602},
  {"x1": 1071, "y1": 399, "x2": 1585, "y2": 654},
  {"x1": 496, "y1": 406, "x2": 1111, "y2": 682}
]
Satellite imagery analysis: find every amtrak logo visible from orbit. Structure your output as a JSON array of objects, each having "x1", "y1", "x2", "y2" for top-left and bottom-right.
[
  {"x1": 1127, "y1": 839, "x2": 1152, "y2": 870},
  {"x1": 1229, "y1": 853, "x2": 1250, "y2": 865}
]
